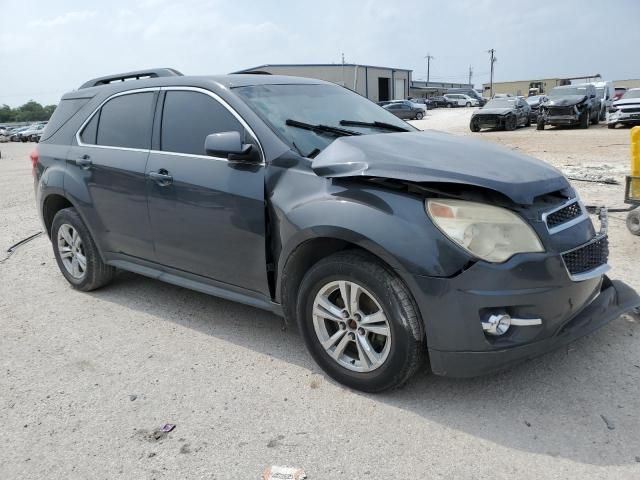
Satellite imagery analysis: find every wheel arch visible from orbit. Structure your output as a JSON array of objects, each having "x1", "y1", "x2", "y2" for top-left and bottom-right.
[{"x1": 277, "y1": 227, "x2": 407, "y2": 324}]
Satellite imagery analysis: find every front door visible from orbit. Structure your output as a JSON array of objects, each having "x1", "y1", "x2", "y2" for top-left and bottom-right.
[
  {"x1": 69, "y1": 90, "x2": 157, "y2": 259},
  {"x1": 145, "y1": 88, "x2": 268, "y2": 295}
]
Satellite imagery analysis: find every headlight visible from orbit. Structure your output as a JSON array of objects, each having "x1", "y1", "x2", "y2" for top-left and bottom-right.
[{"x1": 426, "y1": 199, "x2": 544, "y2": 263}]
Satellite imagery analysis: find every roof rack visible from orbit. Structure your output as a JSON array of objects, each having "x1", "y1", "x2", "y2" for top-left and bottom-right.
[{"x1": 79, "y1": 68, "x2": 183, "y2": 89}]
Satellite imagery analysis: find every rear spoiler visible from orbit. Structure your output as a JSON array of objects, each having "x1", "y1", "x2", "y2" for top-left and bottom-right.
[{"x1": 79, "y1": 68, "x2": 183, "y2": 89}]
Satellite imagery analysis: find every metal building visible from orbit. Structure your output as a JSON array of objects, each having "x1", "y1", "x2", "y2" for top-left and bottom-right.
[
  {"x1": 234, "y1": 63, "x2": 412, "y2": 102},
  {"x1": 409, "y1": 80, "x2": 474, "y2": 98},
  {"x1": 482, "y1": 74, "x2": 602, "y2": 97}
]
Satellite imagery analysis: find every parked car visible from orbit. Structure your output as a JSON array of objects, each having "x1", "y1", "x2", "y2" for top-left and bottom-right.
[
  {"x1": 613, "y1": 87, "x2": 627, "y2": 101},
  {"x1": 20, "y1": 123, "x2": 46, "y2": 142},
  {"x1": 525, "y1": 95, "x2": 548, "y2": 123},
  {"x1": 429, "y1": 96, "x2": 455, "y2": 108},
  {"x1": 387, "y1": 99, "x2": 427, "y2": 113},
  {"x1": 408, "y1": 98, "x2": 432, "y2": 110},
  {"x1": 383, "y1": 102, "x2": 424, "y2": 119},
  {"x1": 607, "y1": 88, "x2": 640, "y2": 129},
  {"x1": 537, "y1": 84, "x2": 601, "y2": 130},
  {"x1": 33, "y1": 68, "x2": 639, "y2": 392},
  {"x1": 446, "y1": 88, "x2": 486, "y2": 106},
  {"x1": 594, "y1": 81, "x2": 614, "y2": 121},
  {"x1": 470, "y1": 97, "x2": 531, "y2": 132},
  {"x1": 10, "y1": 126, "x2": 30, "y2": 141},
  {"x1": 444, "y1": 94, "x2": 479, "y2": 107}
]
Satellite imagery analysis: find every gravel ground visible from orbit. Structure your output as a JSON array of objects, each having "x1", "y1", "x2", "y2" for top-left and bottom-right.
[{"x1": 1, "y1": 110, "x2": 639, "y2": 479}]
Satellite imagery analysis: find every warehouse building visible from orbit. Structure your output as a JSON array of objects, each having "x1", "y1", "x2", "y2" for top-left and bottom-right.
[
  {"x1": 614, "y1": 79, "x2": 640, "y2": 90},
  {"x1": 409, "y1": 80, "x2": 474, "y2": 98},
  {"x1": 234, "y1": 63, "x2": 412, "y2": 102},
  {"x1": 482, "y1": 74, "x2": 602, "y2": 97}
]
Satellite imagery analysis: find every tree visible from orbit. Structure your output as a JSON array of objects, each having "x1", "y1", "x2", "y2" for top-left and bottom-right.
[{"x1": 0, "y1": 101, "x2": 57, "y2": 123}]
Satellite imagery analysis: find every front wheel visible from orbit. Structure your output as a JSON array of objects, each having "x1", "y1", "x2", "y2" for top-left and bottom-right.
[
  {"x1": 52, "y1": 207, "x2": 115, "y2": 291},
  {"x1": 504, "y1": 115, "x2": 517, "y2": 131},
  {"x1": 536, "y1": 118, "x2": 545, "y2": 130},
  {"x1": 296, "y1": 251, "x2": 424, "y2": 392},
  {"x1": 470, "y1": 119, "x2": 480, "y2": 132},
  {"x1": 608, "y1": 122, "x2": 616, "y2": 129},
  {"x1": 580, "y1": 110, "x2": 590, "y2": 129},
  {"x1": 446, "y1": 103, "x2": 452, "y2": 108},
  {"x1": 465, "y1": 102, "x2": 471, "y2": 107},
  {"x1": 627, "y1": 209, "x2": 640, "y2": 236}
]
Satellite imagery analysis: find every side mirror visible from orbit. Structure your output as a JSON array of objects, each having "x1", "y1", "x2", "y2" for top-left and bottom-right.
[{"x1": 204, "y1": 131, "x2": 259, "y2": 162}]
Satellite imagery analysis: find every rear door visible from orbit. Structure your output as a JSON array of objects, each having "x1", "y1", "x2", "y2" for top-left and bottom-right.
[
  {"x1": 69, "y1": 89, "x2": 157, "y2": 259},
  {"x1": 145, "y1": 88, "x2": 268, "y2": 295}
]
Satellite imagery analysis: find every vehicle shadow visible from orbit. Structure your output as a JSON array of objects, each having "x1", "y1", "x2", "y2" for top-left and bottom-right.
[{"x1": 92, "y1": 270, "x2": 640, "y2": 467}]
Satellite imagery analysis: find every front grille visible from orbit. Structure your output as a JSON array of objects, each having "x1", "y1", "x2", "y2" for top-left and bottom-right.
[
  {"x1": 562, "y1": 236, "x2": 609, "y2": 276},
  {"x1": 621, "y1": 107, "x2": 640, "y2": 113},
  {"x1": 545, "y1": 201, "x2": 583, "y2": 229},
  {"x1": 548, "y1": 106, "x2": 575, "y2": 115}
]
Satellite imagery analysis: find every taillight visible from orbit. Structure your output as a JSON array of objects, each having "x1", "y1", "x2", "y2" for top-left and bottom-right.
[{"x1": 30, "y1": 148, "x2": 39, "y2": 176}]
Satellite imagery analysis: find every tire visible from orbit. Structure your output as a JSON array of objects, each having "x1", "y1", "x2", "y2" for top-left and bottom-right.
[
  {"x1": 627, "y1": 209, "x2": 640, "y2": 236},
  {"x1": 608, "y1": 122, "x2": 616, "y2": 129},
  {"x1": 51, "y1": 207, "x2": 115, "y2": 291},
  {"x1": 599, "y1": 108, "x2": 606, "y2": 122},
  {"x1": 446, "y1": 103, "x2": 452, "y2": 108},
  {"x1": 296, "y1": 250, "x2": 424, "y2": 392},
  {"x1": 536, "y1": 118, "x2": 545, "y2": 130},
  {"x1": 591, "y1": 109, "x2": 599, "y2": 125},
  {"x1": 525, "y1": 115, "x2": 531, "y2": 127},
  {"x1": 580, "y1": 110, "x2": 590, "y2": 129},
  {"x1": 415, "y1": 111, "x2": 424, "y2": 120},
  {"x1": 504, "y1": 115, "x2": 517, "y2": 131},
  {"x1": 465, "y1": 102, "x2": 471, "y2": 107},
  {"x1": 470, "y1": 119, "x2": 480, "y2": 132}
]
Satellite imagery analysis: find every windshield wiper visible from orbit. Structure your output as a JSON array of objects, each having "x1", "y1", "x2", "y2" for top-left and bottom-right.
[
  {"x1": 339, "y1": 120, "x2": 411, "y2": 133},
  {"x1": 285, "y1": 119, "x2": 361, "y2": 137}
]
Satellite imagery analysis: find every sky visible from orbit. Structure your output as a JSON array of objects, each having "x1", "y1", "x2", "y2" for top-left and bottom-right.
[{"x1": 1, "y1": 0, "x2": 638, "y2": 107}]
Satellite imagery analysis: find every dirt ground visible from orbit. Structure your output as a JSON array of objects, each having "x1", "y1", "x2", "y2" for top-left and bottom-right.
[{"x1": 1, "y1": 109, "x2": 639, "y2": 479}]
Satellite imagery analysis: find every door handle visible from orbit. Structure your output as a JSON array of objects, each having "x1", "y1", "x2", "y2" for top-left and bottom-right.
[
  {"x1": 148, "y1": 169, "x2": 173, "y2": 186},
  {"x1": 75, "y1": 154, "x2": 92, "y2": 169}
]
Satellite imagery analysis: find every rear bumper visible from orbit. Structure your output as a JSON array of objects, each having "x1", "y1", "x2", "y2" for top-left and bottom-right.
[{"x1": 427, "y1": 278, "x2": 639, "y2": 377}]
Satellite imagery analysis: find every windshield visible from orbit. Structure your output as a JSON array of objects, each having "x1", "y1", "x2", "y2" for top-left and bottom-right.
[
  {"x1": 549, "y1": 86, "x2": 588, "y2": 97},
  {"x1": 526, "y1": 96, "x2": 541, "y2": 104},
  {"x1": 485, "y1": 98, "x2": 517, "y2": 108},
  {"x1": 596, "y1": 87, "x2": 605, "y2": 99},
  {"x1": 622, "y1": 89, "x2": 640, "y2": 99},
  {"x1": 234, "y1": 84, "x2": 415, "y2": 156}
]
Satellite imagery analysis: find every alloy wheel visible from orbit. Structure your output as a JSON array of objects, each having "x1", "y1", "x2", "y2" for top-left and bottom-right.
[
  {"x1": 57, "y1": 224, "x2": 87, "y2": 279},
  {"x1": 312, "y1": 280, "x2": 392, "y2": 372}
]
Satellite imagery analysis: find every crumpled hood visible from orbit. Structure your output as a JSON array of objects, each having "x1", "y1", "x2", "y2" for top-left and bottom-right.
[
  {"x1": 312, "y1": 131, "x2": 570, "y2": 205},
  {"x1": 473, "y1": 107, "x2": 513, "y2": 115},
  {"x1": 546, "y1": 95, "x2": 587, "y2": 107}
]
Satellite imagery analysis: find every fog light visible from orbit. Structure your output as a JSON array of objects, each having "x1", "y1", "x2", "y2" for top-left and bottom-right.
[{"x1": 482, "y1": 313, "x2": 511, "y2": 336}]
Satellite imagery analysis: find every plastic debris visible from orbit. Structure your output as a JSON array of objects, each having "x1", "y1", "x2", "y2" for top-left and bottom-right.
[
  {"x1": 160, "y1": 423, "x2": 176, "y2": 433},
  {"x1": 262, "y1": 465, "x2": 306, "y2": 480}
]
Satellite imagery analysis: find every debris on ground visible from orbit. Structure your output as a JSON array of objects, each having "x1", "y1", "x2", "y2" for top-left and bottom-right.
[
  {"x1": 262, "y1": 465, "x2": 307, "y2": 480},
  {"x1": 129, "y1": 394, "x2": 137, "y2": 401},
  {"x1": 600, "y1": 415, "x2": 615, "y2": 430}
]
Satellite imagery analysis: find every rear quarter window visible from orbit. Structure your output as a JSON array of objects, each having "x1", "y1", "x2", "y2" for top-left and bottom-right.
[
  {"x1": 95, "y1": 92, "x2": 155, "y2": 149},
  {"x1": 41, "y1": 98, "x2": 90, "y2": 141}
]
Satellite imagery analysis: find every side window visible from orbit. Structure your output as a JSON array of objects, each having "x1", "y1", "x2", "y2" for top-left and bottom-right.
[
  {"x1": 96, "y1": 92, "x2": 155, "y2": 149},
  {"x1": 161, "y1": 90, "x2": 244, "y2": 156},
  {"x1": 80, "y1": 112, "x2": 99, "y2": 144}
]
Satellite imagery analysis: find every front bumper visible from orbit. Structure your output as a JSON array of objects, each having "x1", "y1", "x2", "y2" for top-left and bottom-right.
[
  {"x1": 543, "y1": 113, "x2": 580, "y2": 125},
  {"x1": 405, "y1": 210, "x2": 640, "y2": 377},
  {"x1": 608, "y1": 110, "x2": 640, "y2": 125}
]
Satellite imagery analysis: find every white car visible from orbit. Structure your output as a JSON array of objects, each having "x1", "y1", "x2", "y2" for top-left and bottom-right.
[
  {"x1": 444, "y1": 94, "x2": 479, "y2": 107},
  {"x1": 594, "y1": 81, "x2": 614, "y2": 121},
  {"x1": 608, "y1": 88, "x2": 640, "y2": 129}
]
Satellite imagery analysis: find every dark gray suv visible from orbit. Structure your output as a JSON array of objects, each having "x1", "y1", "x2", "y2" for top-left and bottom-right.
[{"x1": 33, "y1": 68, "x2": 639, "y2": 392}]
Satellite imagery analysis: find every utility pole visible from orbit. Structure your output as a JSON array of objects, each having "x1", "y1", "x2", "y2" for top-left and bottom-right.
[
  {"x1": 424, "y1": 54, "x2": 434, "y2": 84},
  {"x1": 341, "y1": 52, "x2": 345, "y2": 86},
  {"x1": 488, "y1": 49, "x2": 496, "y2": 97},
  {"x1": 468, "y1": 65, "x2": 473, "y2": 86}
]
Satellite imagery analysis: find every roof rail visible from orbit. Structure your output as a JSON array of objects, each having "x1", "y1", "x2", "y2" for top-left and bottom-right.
[{"x1": 79, "y1": 68, "x2": 183, "y2": 89}]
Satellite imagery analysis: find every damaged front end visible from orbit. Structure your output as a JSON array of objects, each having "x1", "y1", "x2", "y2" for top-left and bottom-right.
[
  {"x1": 540, "y1": 95, "x2": 588, "y2": 126},
  {"x1": 309, "y1": 131, "x2": 640, "y2": 376}
]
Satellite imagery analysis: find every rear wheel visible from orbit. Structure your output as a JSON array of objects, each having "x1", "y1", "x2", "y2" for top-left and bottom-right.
[
  {"x1": 296, "y1": 251, "x2": 424, "y2": 392},
  {"x1": 52, "y1": 208, "x2": 115, "y2": 291},
  {"x1": 627, "y1": 209, "x2": 640, "y2": 236},
  {"x1": 591, "y1": 109, "x2": 599, "y2": 125},
  {"x1": 465, "y1": 102, "x2": 471, "y2": 107},
  {"x1": 525, "y1": 115, "x2": 531, "y2": 127},
  {"x1": 446, "y1": 103, "x2": 452, "y2": 108},
  {"x1": 415, "y1": 111, "x2": 424, "y2": 120}
]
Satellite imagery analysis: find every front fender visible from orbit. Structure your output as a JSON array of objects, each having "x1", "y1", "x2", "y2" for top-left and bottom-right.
[{"x1": 272, "y1": 178, "x2": 472, "y2": 300}]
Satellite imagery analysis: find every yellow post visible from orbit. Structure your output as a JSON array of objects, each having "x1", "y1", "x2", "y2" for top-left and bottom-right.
[{"x1": 632, "y1": 126, "x2": 640, "y2": 199}]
